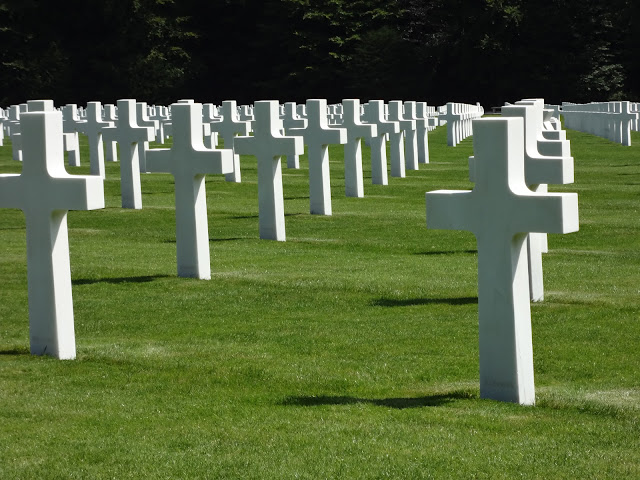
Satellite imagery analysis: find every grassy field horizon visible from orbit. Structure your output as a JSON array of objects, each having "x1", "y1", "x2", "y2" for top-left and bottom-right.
[{"x1": 0, "y1": 123, "x2": 638, "y2": 478}]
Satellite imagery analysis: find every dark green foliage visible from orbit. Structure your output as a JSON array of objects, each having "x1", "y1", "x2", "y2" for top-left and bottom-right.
[{"x1": 0, "y1": 0, "x2": 637, "y2": 105}]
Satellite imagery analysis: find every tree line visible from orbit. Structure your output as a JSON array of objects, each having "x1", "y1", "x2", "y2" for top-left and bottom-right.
[{"x1": 1, "y1": 0, "x2": 637, "y2": 108}]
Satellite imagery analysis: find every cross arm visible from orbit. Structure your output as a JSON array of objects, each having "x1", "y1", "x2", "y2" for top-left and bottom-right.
[
  {"x1": 426, "y1": 190, "x2": 476, "y2": 233},
  {"x1": 376, "y1": 121, "x2": 400, "y2": 135},
  {"x1": 352, "y1": 124, "x2": 377, "y2": 139},
  {"x1": 512, "y1": 192, "x2": 579, "y2": 235},
  {"x1": 0, "y1": 174, "x2": 25, "y2": 209},
  {"x1": 399, "y1": 119, "x2": 416, "y2": 130},
  {"x1": 50, "y1": 175, "x2": 105, "y2": 211},
  {"x1": 469, "y1": 155, "x2": 575, "y2": 186},
  {"x1": 231, "y1": 135, "x2": 254, "y2": 155},
  {"x1": 525, "y1": 156, "x2": 574, "y2": 185},
  {"x1": 145, "y1": 148, "x2": 173, "y2": 174},
  {"x1": 278, "y1": 135, "x2": 304, "y2": 159},
  {"x1": 189, "y1": 149, "x2": 233, "y2": 175}
]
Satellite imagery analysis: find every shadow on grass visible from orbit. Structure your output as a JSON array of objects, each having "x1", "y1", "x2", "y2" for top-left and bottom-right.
[
  {"x1": 163, "y1": 237, "x2": 245, "y2": 244},
  {"x1": 0, "y1": 346, "x2": 30, "y2": 356},
  {"x1": 72, "y1": 274, "x2": 171, "y2": 286},
  {"x1": 282, "y1": 391, "x2": 475, "y2": 409},
  {"x1": 414, "y1": 249, "x2": 477, "y2": 256},
  {"x1": 372, "y1": 296, "x2": 477, "y2": 307}
]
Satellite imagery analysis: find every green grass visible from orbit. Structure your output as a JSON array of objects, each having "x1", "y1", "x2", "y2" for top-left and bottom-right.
[{"x1": 0, "y1": 125, "x2": 639, "y2": 479}]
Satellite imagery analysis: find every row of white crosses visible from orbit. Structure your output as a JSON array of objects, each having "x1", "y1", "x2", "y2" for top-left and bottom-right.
[
  {"x1": 0, "y1": 96, "x2": 433, "y2": 356},
  {"x1": 561, "y1": 101, "x2": 638, "y2": 146},
  {"x1": 0, "y1": 96, "x2": 445, "y2": 359},
  {"x1": 426, "y1": 98, "x2": 579, "y2": 405},
  {"x1": 3, "y1": 98, "x2": 441, "y2": 243},
  {"x1": 0, "y1": 99, "x2": 237, "y2": 358},
  {"x1": 439, "y1": 102, "x2": 485, "y2": 147}
]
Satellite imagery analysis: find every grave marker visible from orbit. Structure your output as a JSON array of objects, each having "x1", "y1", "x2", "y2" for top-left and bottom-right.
[
  {"x1": 210, "y1": 100, "x2": 250, "y2": 183},
  {"x1": 78, "y1": 102, "x2": 114, "y2": 178},
  {"x1": 0, "y1": 102, "x2": 104, "y2": 359},
  {"x1": 339, "y1": 99, "x2": 377, "y2": 198},
  {"x1": 406, "y1": 101, "x2": 430, "y2": 164},
  {"x1": 388, "y1": 100, "x2": 418, "y2": 171},
  {"x1": 102, "y1": 104, "x2": 119, "y2": 162},
  {"x1": 102, "y1": 99, "x2": 154, "y2": 209},
  {"x1": 426, "y1": 117, "x2": 578, "y2": 404},
  {"x1": 146, "y1": 101, "x2": 233, "y2": 279},
  {"x1": 290, "y1": 99, "x2": 347, "y2": 215},
  {"x1": 61, "y1": 104, "x2": 82, "y2": 167},
  {"x1": 234, "y1": 101, "x2": 304, "y2": 241},
  {"x1": 282, "y1": 102, "x2": 308, "y2": 169},
  {"x1": 135, "y1": 102, "x2": 159, "y2": 172},
  {"x1": 362, "y1": 100, "x2": 401, "y2": 184}
]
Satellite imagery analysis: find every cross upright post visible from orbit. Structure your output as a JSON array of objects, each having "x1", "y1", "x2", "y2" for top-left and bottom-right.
[
  {"x1": 146, "y1": 101, "x2": 233, "y2": 279},
  {"x1": 388, "y1": 101, "x2": 418, "y2": 171},
  {"x1": 426, "y1": 117, "x2": 579, "y2": 404},
  {"x1": 362, "y1": 100, "x2": 401, "y2": 185},
  {"x1": 0, "y1": 102, "x2": 104, "y2": 359},
  {"x1": 78, "y1": 102, "x2": 114, "y2": 178},
  {"x1": 234, "y1": 100, "x2": 304, "y2": 241},
  {"x1": 290, "y1": 99, "x2": 347, "y2": 215},
  {"x1": 340, "y1": 99, "x2": 377, "y2": 198},
  {"x1": 102, "y1": 99, "x2": 155, "y2": 209},
  {"x1": 210, "y1": 100, "x2": 251, "y2": 183}
]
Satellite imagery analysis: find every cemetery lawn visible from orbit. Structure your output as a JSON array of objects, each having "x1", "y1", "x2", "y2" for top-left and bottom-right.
[{"x1": 0, "y1": 126, "x2": 639, "y2": 479}]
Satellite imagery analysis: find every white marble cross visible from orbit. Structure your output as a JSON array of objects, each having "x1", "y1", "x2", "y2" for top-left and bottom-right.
[
  {"x1": 61, "y1": 104, "x2": 82, "y2": 167},
  {"x1": 290, "y1": 99, "x2": 347, "y2": 215},
  {"x1": 102, "y1": 104, "x2": 119, "y2": 162},
  {"x1": 340, "y1": 99, "x2": 377, "y2": 198},
  {"x1": 149, "y1": 105, "x2": 170, "y2": 145},
  {"x1": 511, "y1": 99, "x2": 574, "y2": 301},
  {"x1": 388, "y1": 101, "x2": 418, "y2": 171},
  {"x1": 210, "y1": 100, "x2": 251, "y2": 183},
  {"x1": 426, "y1": 117, "x2": 579, "y2": 405},
  {"x1": 202, "y1": 103, "x2": 220, "y2": 149},
  {"x1": 0, "y1": 101, "x2": 104, "y2": 359},
  {"x1": 9, "y1": 105, "x2": 23, "y2": 161},
  {"x1": 146, "y1": 101, "x2": 232, "y2": 279},
  {"x1": 362, "y1": 100, "x2": 401, "y2": 184},
  {"x1": 470, "y1": 99, "x2": 574, "y2": 302},
  {"x1": 282, "y1": 102, "x2": 308, "y2": 169},
  {"x1": 406, "y1": 101, "x2": 430, "y2": 164},
  {"x1": 234, "y1": 100, "x2": 304, "y2": 241},
  {"x1": 78, "y1": 102, "x2": 114, "y2": 178},
  {"x1": 135, "y1": 102, "x2": 159, "y2": 173},
  {"x1": 102, "y1": 99, "x2": 155, "y2": 209}
]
